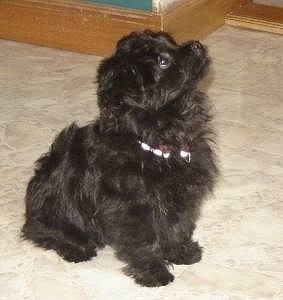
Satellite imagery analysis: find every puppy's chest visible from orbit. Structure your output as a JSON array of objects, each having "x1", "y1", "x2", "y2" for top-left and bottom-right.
[{"x1": 107, "y1": 158, "x2": 192, "y2": 200}]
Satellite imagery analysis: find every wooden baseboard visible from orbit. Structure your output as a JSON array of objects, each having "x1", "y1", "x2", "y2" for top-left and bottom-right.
[
  {"x1": 163, "y1": 0, "x2": 241, "y2": 43},
  {"x1": 225, "y1": 2, "x2": 283, "y2": 35},
  {"x1": 0, "y1": 0, "x2": 241, "y2": 56},
  {"x1": 0, "y1": 0, "x2": 160, "y2": 56}
]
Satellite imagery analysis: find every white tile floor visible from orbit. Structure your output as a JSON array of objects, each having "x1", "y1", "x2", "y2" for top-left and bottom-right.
[{"x1": 1, "y1": 26, "x2": 283, "y2": 299}]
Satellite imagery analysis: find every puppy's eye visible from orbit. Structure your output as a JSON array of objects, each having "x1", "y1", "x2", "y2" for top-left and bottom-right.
[{"x1": 158, "y1": 53, "x2": 171, "y2": 69}]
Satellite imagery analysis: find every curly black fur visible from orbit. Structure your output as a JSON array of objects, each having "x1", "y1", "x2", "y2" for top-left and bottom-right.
[{"x1": 22, "y1": 30, "x2": 218, "y2": 287}]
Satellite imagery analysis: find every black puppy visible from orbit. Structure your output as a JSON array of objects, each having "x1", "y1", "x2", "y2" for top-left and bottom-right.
[{"x1": 22, "y1": 30, "x2": 218, "y2": 287}]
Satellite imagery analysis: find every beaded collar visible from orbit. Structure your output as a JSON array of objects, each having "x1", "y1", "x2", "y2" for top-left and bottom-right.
[{"x1": 138, "y1": 140, "x2": 191, "y2": 162}]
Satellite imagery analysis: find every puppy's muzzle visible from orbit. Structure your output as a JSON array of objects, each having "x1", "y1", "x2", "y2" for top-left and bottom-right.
[{"x1": 182, "y1": 41, "x2": 207, "y2": 57}]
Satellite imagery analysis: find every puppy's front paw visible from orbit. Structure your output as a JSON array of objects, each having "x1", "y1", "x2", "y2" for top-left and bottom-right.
[
  {"x1": 124, "y1": 261, "x2": 174, "y2": 287},
  {"x1": 58, "y1": 246, "x2": 97, "y2": 263}
]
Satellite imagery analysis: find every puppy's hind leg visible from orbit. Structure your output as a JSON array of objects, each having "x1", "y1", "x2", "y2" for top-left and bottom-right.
[
  {"x1": 22, "y1": 123, "x2": 100, "y2": 262},
  {"x1": 22, "y1": 218, "x2": 98, "y2": 263}
]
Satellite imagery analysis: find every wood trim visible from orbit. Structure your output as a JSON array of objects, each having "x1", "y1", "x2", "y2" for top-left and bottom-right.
[
  {"x1": 225, "y1": 3, "x2": 283, "y2": 35},
  {"x1": 0, "y1": 0, "x2": 242, "y2": 56},
  {"x1": 162, "y1": 0, "x2": 241, "y2": 43},
  {"x1": 0, "y1": 0, "x2": 161, "y2": 56}
]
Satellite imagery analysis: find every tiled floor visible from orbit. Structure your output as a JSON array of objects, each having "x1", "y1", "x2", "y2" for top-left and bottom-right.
[{"x1": 1, "y1": 26, "x2": 283, "y2": 300}]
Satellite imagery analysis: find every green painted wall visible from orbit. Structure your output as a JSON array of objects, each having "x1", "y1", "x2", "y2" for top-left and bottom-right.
[{"x1": 88, "y1": 0, "x2": 152, "y2": 10}]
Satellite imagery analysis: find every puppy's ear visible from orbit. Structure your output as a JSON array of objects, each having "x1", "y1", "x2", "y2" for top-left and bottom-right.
[
  {"x1": 116, "y1": 30, "x2": 156, "y2": 54},
  {"x1": 96, "y1": 56, "x2": 117, "y2": 91},
  {"x1": 116, "y1": 31, "x2": 142, "y2": 54},
  {"x1": 97, "y1": 55, "x2": 136, "y2": 109}
]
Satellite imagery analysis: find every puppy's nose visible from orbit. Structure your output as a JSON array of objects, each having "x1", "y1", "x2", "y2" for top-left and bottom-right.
[
  {"x1": 190, "y1": 41, "x2": 202, "y2": 50},
  {"x1": 188, "y1": 41, "x2": 204, "y2": 55},
  {"x1": 182, "y1": 40, "x2": 205, "y2": 56}
]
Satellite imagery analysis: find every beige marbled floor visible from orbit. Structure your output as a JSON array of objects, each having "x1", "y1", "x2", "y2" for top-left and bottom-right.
[{"x1": 1, "y1": 26, "x2": 283, "y2": 300}]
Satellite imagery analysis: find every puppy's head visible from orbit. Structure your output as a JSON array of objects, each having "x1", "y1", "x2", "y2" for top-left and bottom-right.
[
  {"x1": 97, "y1": 30, "x2": 209, "y2": 108},
  {"x1": 97, "y1": 30, "x2": 209, "y2": 137}
]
